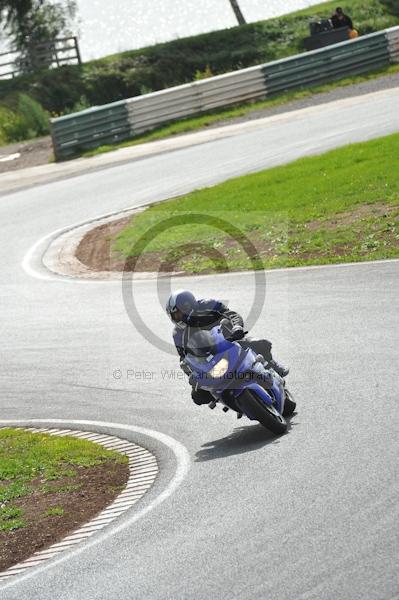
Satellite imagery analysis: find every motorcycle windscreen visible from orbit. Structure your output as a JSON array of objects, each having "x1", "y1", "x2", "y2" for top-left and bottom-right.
[{"x1": 185, "y1": 327, "x2": 216, "y2": 358}]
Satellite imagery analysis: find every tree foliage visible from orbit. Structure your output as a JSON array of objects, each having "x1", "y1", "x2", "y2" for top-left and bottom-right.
[
  {"x1": 380, "y1": 0, "x2": 399, "y2": 17},
  {"x1": 0, "y1": 1, "x2": 33, "y2": 31},
  {"x1": 0, "y1": 1, "x2": 76, "y2": 71}
]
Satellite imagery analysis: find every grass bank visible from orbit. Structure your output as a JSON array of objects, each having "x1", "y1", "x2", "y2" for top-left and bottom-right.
[
  {"x1": 0, "y1": 0, "x2": 398, "y2": 117},
  {"x1": 111, "y1": 133, "x2": 399, "y2": 273},
  {"x1": 0, "y1": 428, "x2": 128, "y2": 571}
]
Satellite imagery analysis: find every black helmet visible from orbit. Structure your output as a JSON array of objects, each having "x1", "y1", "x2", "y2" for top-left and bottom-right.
[{"x1": 166, "y1": 290, "x2": 197, "y2": 323}]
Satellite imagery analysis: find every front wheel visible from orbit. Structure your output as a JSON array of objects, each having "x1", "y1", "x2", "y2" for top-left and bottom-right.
[
  {"x1": 238, "y1": 389, "x2": 287, "y2": 435},
  {"x1": 283, "y1": 388, "x2": 296, "y2": 417}
]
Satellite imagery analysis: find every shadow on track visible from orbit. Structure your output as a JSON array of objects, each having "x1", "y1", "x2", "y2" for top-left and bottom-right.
[{"x1": 195, "y1": 415, "x2": 296, "y2": 462}]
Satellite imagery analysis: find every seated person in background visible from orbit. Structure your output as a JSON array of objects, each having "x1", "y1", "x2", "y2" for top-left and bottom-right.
[{"x1": 331, "y1": 7, "x2": 353, "y2": 30}]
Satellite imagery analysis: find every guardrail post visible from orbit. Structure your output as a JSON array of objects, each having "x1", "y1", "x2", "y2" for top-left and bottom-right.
[{"x1": 49, "y1": 120, "x2": 61, "y2": 163}]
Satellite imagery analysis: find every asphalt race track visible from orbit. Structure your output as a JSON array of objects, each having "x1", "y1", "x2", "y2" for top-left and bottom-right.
[{"x1": 1, "y1": 89, "x2": 399, "y2": 600}]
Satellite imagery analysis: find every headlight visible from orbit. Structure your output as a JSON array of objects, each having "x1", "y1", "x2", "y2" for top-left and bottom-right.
[{"x1": 209, "y1": 358, "x2": 229, "y2": 378}]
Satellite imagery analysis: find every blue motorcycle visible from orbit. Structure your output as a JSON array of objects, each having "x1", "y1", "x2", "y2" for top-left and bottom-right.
[{"x1": 182, "y1": 325, "x2": 296, "y2": 435}]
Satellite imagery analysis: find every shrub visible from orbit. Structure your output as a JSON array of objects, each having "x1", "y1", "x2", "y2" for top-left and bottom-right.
[
  {"x1": 0, "y1": 105, "x2": 29, "y2": 143},
  {"x1": 32, "y1": 65, "x2": 86, "y2": 112},
  {"x1": 83, "y1": 68, "x2": 129, "y2": 104},
  {"x1": 0, "y1": 106, "x2": 14, "y2": 144},
  {"x1": 2, "y1": 112, "x2": 31, "y2": 141},
  {"x1": 194, "y1": 65, "x2": 214, "y2": 80},
  {"x1": 62, "y1": 94, "x2": 91, "y2": 114},
  {"x1": 0, "y1": 93, "x2": 49, "y2": 143},
  {"x1": 17, "y1": 93, "x2": 49, "y2": 136},
  {"x1": 380, "y1": 0, "x2": 399, "y2": 17}
]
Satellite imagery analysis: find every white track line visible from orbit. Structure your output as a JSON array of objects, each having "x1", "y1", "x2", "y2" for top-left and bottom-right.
[
  {"x1": 0, "y1": 419, "x2": 190, "y2": 590},
  {"x1": 21, "y1": 205, "x2": 149, "y2": 283}
]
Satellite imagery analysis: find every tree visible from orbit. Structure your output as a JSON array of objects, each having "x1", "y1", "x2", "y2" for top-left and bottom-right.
[
  {"x1": 381, "y1": 0, "x2": 399, "y2": 16},
  {"x1": 228, "y1": 0, "x2": 246, "y2": 26},
  {"x1": 0, "y1": 1, "x2": 34, "y2": 32},
  {"x1": 0, "y1": 0, "x2": 76, "y2": 72}
]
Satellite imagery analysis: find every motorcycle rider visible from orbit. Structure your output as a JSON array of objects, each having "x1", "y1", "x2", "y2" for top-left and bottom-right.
[{"x1": 166, "y1": 289, "x2": 289, "y2": 406}]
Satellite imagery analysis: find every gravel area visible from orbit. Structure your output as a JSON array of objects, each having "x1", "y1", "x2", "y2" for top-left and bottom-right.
[
  {"x1": 0, "y1": 136, "x2": 52, "y2": 173},
  {"x1": 0, "y1": 71, "x2": 398, "y2": 174}
]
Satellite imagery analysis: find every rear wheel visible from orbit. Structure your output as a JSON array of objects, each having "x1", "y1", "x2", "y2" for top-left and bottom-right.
[{"x1": 238, "y1": 389, "x2": 287, "y2": 434}]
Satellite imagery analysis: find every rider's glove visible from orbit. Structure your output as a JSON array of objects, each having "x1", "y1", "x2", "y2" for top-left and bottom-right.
[
  {"x1": 230, "y1": 313, "x2": 243, "y2": 327},
  {"x1": 220, "y1": 318, "x2": 246, "y2": 341},
  {"x1": 229, "y1": 325, "x2": 245, "y2": 341}
]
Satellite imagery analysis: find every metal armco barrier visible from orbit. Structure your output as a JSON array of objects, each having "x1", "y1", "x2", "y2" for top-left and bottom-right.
[
  {"x1": 126, "y1": 83, "x2": 201, "y2": 136},
  {"x1": 262, "y1": 31, "x2": 390, "y2": 94},
  {"x1": 195, "y1": 65, "x2": 266, "y2": 112},
  {"x1": 51, "y1": 26, "x2": 399, "y2": 160},
  {"x1": 51, "y1": 101, "x2": 130, "y2": 161},
  {"x1": 126, "y1": 65, "x2": 266, "y2": 136},
  {"x1": 386, "y1": 27, "x2": 399, "y2": 62}
]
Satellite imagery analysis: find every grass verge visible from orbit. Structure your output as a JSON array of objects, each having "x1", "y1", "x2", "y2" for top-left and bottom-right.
[
  {"x1": 82, "y1": 64, "x2": 399, "y2": 159},
  {"x1": 111, "y1": 133, "x2": 399, "y2": 273},
  {"x1": 0, "y1": 428, "x2": 129, "y2": 571}
]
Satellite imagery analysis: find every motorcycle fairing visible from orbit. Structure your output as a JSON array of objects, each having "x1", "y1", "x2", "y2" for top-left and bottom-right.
[{"x1": 183, "y1": 325, "x2": 285, "y2": 415}]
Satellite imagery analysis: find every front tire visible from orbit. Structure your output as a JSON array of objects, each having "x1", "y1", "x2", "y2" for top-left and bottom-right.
[
  {"x1": 283, "y1": 388, "x2": 296, "y2": 417},
  {"x1": 238, "y1": 389, "x2": 287, "y2": 434}
]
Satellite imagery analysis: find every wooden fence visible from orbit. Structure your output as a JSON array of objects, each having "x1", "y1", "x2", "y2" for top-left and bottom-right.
[{"x1": 0, "y1": 36, "x2": 81, "y2": 79}]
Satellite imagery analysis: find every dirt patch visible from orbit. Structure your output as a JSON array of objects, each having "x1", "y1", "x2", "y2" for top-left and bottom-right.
[
  {"x1": 0, "y1": 136, "x2": 53, "y2": 174},
  {"x1": 0, "y1": 459, "x2": 129, "y2": 572},
  {"x1": 305, "y1": 203, "x2": 396, "y2": 231},
  {"x1": 75, "y1": 216, "x2": 132, "y2": 271},
  {"x1": 75, "y1": 202, "x2": 399, "y2": 275},
  {"x1": 75, "y1": 215, "x2": 248, "y2": 274}
]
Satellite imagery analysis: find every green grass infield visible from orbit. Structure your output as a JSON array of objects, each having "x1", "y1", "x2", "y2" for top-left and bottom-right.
[
  {"x1": 0, "y1": 428, "x2": 128, "y2": 532},
  {"x1": 112, "y1": 132, "x2": 399, "y2": 273}
]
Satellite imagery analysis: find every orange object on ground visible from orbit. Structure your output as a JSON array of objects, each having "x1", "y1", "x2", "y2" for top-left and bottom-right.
[{"x1": 349, "y1": 29, "x2": 359, "y2": 39}]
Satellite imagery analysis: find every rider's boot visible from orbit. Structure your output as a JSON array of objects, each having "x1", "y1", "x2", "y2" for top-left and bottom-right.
[
  {"x1": 266, "y1": 359, "x2": 289, "y2": 378},
  {"x1": 191, "y1": 388, "x2": 213, "y2": 405}
]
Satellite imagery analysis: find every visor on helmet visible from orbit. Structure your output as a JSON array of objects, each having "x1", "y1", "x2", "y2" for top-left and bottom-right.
[{"x1": 166, "y1": 290, "x2": 197, "y2": 323}]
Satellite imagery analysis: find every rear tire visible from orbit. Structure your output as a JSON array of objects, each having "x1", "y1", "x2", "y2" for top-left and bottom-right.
[{"x1": 238, "y1": 389, "x2": 287, "y2": 435}]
